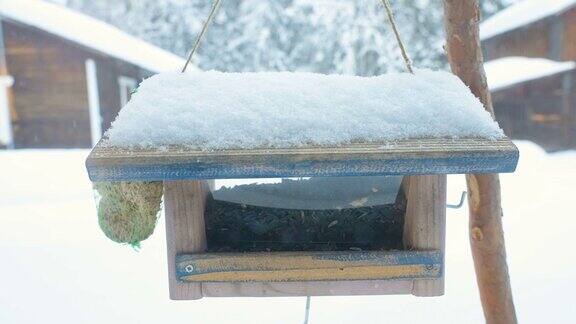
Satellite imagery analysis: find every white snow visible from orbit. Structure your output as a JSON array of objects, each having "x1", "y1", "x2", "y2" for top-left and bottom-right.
[
  {"x1": 104, "y1": 70, "x2": 504, "y2": 149},
  {"x1": 1, "y1": 142, "x2": 576, "y2": 323},
  {"x1": 480, "y1": 0, "x2": 576, "y2": 40},
  {"x1": 485, "y1": 57, "x2": 576, "y2": 91},
  {"x1": 0, "y1": 0, "x2": 186, "y2": 73}
]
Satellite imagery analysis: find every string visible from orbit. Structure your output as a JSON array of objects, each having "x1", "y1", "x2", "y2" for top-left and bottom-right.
[
  {"x1": 380, "y1": 0, "x2": 414, "y2": 74},
  {"x1": 181, "y1": 0, "x2": 221, "y2": 73},
  {"x1": 303, "y1": 296, "x2": 311, "y2": 324},
  {"x1": 181, "y1": 0, "x2": 414, "y2": 74},
  {"x1": 177, "y1": 4, "x2": 413, "y2": 322}
]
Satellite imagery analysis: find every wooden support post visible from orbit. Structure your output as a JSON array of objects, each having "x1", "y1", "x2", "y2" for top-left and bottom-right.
[
  {"x1": 164, "y1": 180, "x2": 210, "y2": 300},
  {"x1": 443, "y1": 1, "x2": 518, "y2": 323},
  {"x1": 403, "y1": 175, "x2": 447, "y2": 297}
]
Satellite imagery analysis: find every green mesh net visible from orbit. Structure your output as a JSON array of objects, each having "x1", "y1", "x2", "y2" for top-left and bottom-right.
[{"x1": 94, "y1": 181, "x2": 163, "y2": 247}]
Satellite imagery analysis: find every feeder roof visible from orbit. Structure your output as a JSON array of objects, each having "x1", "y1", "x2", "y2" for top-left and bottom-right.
[
  {"x1": 104, "y1": 70, "x2": 505, "y2": 149},
  {"x1": 87, "y1": 70, "x2": 518, "y2": 181},
  {"x1": 87, "y1": 138, "x2": 518, "y2": 182}
]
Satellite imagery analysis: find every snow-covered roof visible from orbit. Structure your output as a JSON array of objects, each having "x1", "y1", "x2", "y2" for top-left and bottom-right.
[
  {"x1": 0, "y1": 75, "x2": 14, "y2": 87},
  {"x1": 104, "y1": 70, "x2": 504, "y2": 150},
  {"x1": 485, "y1": 57, "x2": 576, "y2": 91},
  {"x1": 480, "y1": 0, "x2": 576, "y2": 40},
  {"x1": 0, "y1": 0, "x2": 186, "y2": 73}
]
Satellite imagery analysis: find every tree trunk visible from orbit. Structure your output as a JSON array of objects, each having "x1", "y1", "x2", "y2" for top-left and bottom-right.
[{"x1": 442, "y1": 1, "x2": 518, "y2": 323}]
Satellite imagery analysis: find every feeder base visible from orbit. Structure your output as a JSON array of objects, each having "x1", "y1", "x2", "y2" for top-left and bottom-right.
[{"x1": 164, "y1": 177, "x2": 447, "y2": 300}]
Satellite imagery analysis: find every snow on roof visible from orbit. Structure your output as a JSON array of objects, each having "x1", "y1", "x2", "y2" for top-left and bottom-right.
[
  {"x1": 104, "y1": 70, "x2": 504, "y2": 150},
  {"x1": 480, "y1": 0, "x2": 576, "y2": 40},
  {"x1": 0, "y1": 0, "x2": 187, "y2": 73},
  {"x1": 485, "y1": 57, "x2": 576, "y2": 91},
  {"x1": 0, "y1": 75, "x2": 14, "y2": 87}
]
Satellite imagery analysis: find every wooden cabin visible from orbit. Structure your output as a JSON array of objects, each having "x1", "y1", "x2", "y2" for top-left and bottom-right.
[
  {"x1": 0, "y1": 0, "x2": 186, "y2": 149},
  {"x1": 484, "y1": 57, "x2": 576, "y2": 152},
  {"x1": 481, "y1": 0, "x2": 576, "y2": 152},
  {"x1": 481, "y1": 0, "x2": 576, "y2": 62}
]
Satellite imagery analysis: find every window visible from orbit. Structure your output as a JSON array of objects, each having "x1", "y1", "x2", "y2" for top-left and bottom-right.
[
  {"x1": 0, "y1": 75, "x2": 14, "y2": 149},
  {"x1": 118, "y1": 76, "x2": 138, "y2": 107},
  {"x1": 85, "y1": 59, "x2": 102, "y2": 146}
]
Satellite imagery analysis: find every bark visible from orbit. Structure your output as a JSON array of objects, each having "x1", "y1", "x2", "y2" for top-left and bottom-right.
[{"x1": 443, "y1": 1, "x2": 518, "y2": 323}]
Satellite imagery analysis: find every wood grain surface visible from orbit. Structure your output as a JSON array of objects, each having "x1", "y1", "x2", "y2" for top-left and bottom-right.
[
  {"x1": 86, "y1": 138, "x2": 519, "y2": 181},
  {"x1": 176, "y1": 250, "x2": 442, "y2": 282}
]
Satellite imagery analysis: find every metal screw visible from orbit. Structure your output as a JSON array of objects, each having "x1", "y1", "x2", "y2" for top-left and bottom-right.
[{"x1": 185, "y1": 264, "x2": 194, "y2": 273}]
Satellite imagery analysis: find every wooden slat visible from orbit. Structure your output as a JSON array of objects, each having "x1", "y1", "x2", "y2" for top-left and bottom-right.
[
  {"x1": 86, "y1": 138, "x2": 519, "y2": 181},
  {"x1": 403, "y1": 175, "x2": 447, "y2": 297},
  {"x1": 176, "y1": 250, "x2": 442, "y2": 283},
  {"x1": 201, "y1": 280, "x2": 414, "y2": 297},
  {"x1": 164, "y1": 180, "x2": 209, "y2": 300}
]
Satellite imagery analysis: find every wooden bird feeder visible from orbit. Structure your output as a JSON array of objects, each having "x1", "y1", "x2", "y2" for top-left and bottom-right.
[
  {"x1": 82, "y1": 2, "x2": 520, "y2": 322},
  {"x1": 86, "y1": 137, "x2": 518, "y2": 299}
]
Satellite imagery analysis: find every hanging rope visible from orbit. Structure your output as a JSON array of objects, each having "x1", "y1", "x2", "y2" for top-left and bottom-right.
[
  {"x1": 303, "y1": 296, "x2": 311, "y2": 324},
  {"x1": 380, "y1": 0, "x2": 414, "y2": 74},
  {"x1": 177, "y1": 2, "x2": 413, "y2": 322},
  {"x1": 182, "y1": 0, "x2": 414, "y2": 74},
  {"x1": 181, "y1": 0, "x2": 221, "y2": 72}
]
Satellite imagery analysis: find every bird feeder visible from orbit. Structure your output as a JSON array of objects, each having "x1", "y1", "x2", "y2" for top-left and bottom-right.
[
  {"x1": 87, "y1": 123, "x2": 518, "y2": 299},
  {"x1": 81, "y1": 0, "x2": 520, "y2": 306},
  {"x1": 85, "y1": 57, "x2": 522, "y2": 300}
]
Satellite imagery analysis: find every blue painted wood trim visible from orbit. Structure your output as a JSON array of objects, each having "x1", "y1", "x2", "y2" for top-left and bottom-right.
[
  {"x1": 87, "y1": 151, "x2": 518, "y2": 181},
  {"x1": 86, "y1": 138, "x2": 519, "y2": 181}
]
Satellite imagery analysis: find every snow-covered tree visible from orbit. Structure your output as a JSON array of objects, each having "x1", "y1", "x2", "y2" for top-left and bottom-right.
[
  {"x1": 481, "y1": 0, "x2": 517, "y2": 18},
  {"x1": 53, "y1": 0, "x2": 513, "y2": 74}
]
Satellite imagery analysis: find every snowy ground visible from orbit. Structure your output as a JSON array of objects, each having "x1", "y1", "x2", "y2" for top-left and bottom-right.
[{"x1": 0, "y1": 141, "x2": 575, "y2": 323}]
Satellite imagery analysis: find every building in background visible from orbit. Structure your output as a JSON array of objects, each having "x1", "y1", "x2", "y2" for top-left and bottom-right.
[
  {"x1": 481, "y1": 0, "x2": 576, "y2": 152},
  {"x1": 0, "y1": 0, "x2": 186, "y2": 149},
  {"x1": 485, "y1": 57, "x2": 575, "y2": 152},
  {"x1": 481, "y1": 0, "x2": 576, "y2": 62}
]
